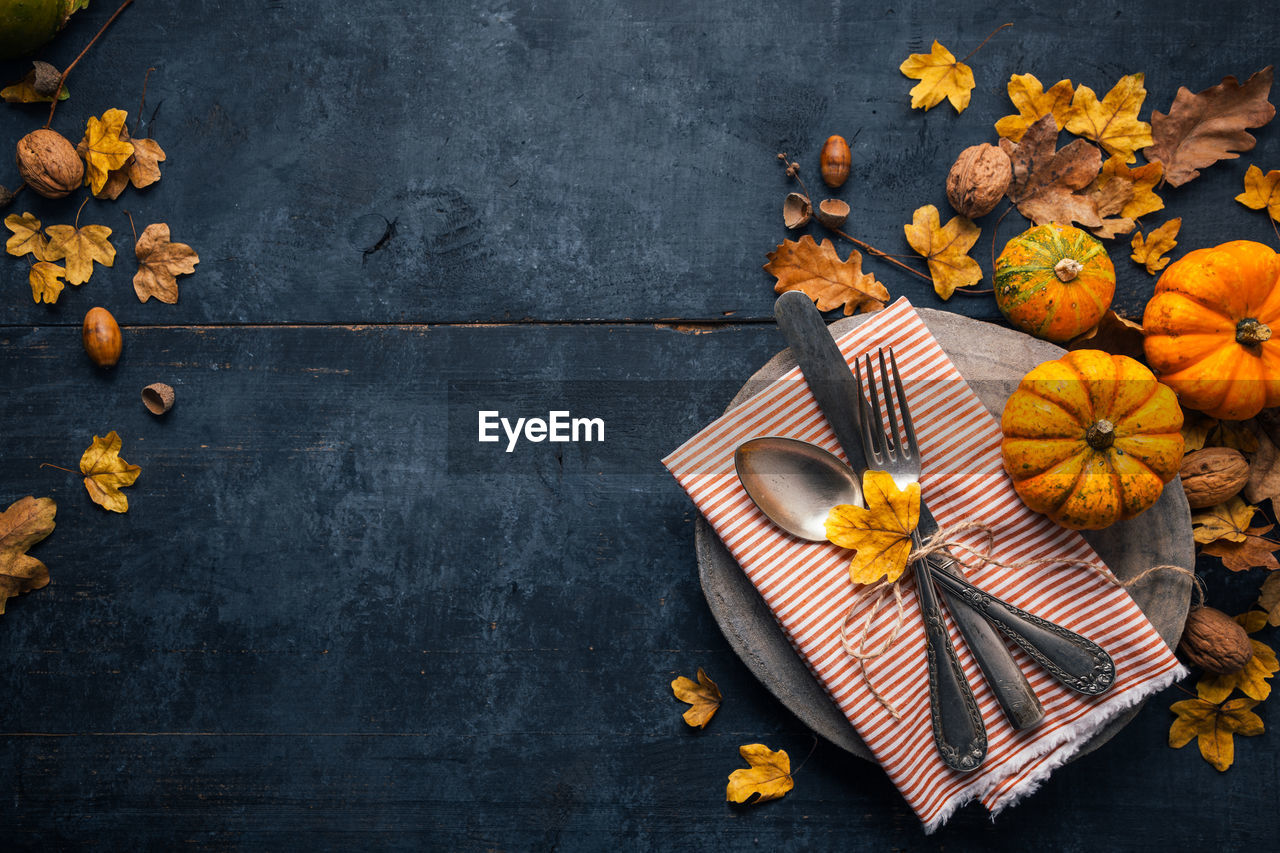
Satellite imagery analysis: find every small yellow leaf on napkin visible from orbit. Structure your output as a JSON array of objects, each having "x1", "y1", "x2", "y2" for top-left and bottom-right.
[
  {"x1": 726, "y1": 744, "x2": 794, "y2": 804},
  {"x1": 825, "y1": 470, "x2": 921, "y2": 585}
]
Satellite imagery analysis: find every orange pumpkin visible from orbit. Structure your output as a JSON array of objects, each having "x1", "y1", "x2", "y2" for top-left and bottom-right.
[
  {"x1": 1001, "y1": 350, "x2": 1184, "y2": 530},
  {"x1": 994, "y1": 223, "x2": 1116, "y2": 343},
  {"x1": 1143, "y1": 240, "x2": 1280, "y2": 420}
]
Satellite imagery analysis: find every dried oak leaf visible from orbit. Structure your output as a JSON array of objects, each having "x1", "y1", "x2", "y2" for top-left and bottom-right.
[
  {"x1": 899, "y1": 40, "x2": 973, "y2": 113},
  {"x1": 1192, "y1": 497, "x2": 1258, "y2": 545},
  {"x1": 764, "y1": 235, "x2": 888, "y2": 316},
  {"x1": 1202, "y1": 524, "x2": 1280, "y2": 572},
  {"x1": 0, "y1": 496, "x2": 56, "y2": 615},
  {"x1": 78, "y1": 109, "x2": 135, "y2": 195},
  {"x1": 1148, "y1": 68, "x2": 1275, "y2": 188},
  {"x1": 44, "y1": 223, "x2": 114, "y2": 286},
  {"x1": 29, "y1": 262, "x2": 66, "y2": 304},
  {"x1": 1, "y1": 62, "x2": 69, "y2": 104},
  {"x1": 4, "y1": 212, "x2": 48, "y2": 260},
  {"x1": 1198, "y1": 612, "x2": 1278, "y2": 703},
  {"x1": 1066, "y1": 310, "x2": 1146, "y2": 362},
  {"x1": 1063, "y1": 73, "x2": 1154, "y2": 164},
  {"x1": 80, "y1": 431, "x2": 141, "y2": 513},
  {"x1": 1236, "y1": 165, "x2": 1280, "y2": 222},
  {"x1": 994, "y1": 73, "x2": 1074, "y2": 142},
  {"x1": 671, "y1": 667, "x2": 722, "y2": 728},
  {"x1": 825, "y1": 470, "x2": 921, "y2": 585},
  {"x1": 1244, "y1": 427, "x2": 1280, "y2": 505},
  {"x1": 1131, "y1": 218, "x2": 1181, "y2": 274},
  {"x1": 1259, "y1": 573, "x2": 1280, "y2": 627},
  {"x1": 1169, "y1": 695, "x2": 1263, "y2": 772},
  {"x1": 726, "y1": 744, "x2": 794, "y2": 804},
  {"x1": 999, "y1": 115, "x2": 1103, "y2": 228},
  {"x1": 133, "y1": 223, "x2": 199, "y2": 304},
  {"x1": 903, "y1": 204, "x2": 981, "y2": 299}
]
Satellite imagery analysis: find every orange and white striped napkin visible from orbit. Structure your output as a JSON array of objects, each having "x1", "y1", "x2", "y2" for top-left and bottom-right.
[{"x1": 663, "y1": 297, "x2": 1186, "y2": 830}]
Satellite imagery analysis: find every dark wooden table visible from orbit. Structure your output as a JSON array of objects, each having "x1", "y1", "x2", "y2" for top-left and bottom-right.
[{"x1": 1, "y1": 1, "x2": 1277, "y2": 849}]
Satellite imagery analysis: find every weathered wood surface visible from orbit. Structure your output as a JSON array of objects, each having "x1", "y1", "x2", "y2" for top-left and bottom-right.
[{"x1": 1, "y1": 0, "x2": 1278, "y2": 848}]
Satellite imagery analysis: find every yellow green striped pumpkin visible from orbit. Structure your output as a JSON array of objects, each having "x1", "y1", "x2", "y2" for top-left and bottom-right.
[{"x1": 994, "y1": 223, "x2": 1116, "y2": 344}]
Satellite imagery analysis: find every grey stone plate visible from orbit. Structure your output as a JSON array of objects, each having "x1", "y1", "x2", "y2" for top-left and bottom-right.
[{"x1": 695, "y1": 307, "x2": 1193, "y2": 761}]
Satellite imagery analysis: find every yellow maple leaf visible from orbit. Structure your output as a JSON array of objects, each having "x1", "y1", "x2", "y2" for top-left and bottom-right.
[
  {"x1": 1198, "y1": 612, "x2": 1280, "y2": 703},
  {"x1": 903, "y1": 204, "x2": 981, "y2": 299},
  {"x1": 4, "y1": 212, "x2": 49, "y2": 260},
  {"x1": 994, "y1": 73, "x2": 1074, "y2": 142},
  {"x1": 764, "y1": 235, "x2": 890, "y2": 316},
  {"x1": 725, "y1": 744, "x2": 794, "y2": 804},
  {"x1": 671, "y1": 667, "x2": 722, "y2": 728},
  {"x1": 29, "y1": 262, "x2": 66, "y2": 304},
  {"x1": 1096, "y1": 155, "x2": 1164, "y2": 220},
  {"x1": 899, "y1": 40, "x2": 974, "y2": 113},
  {"x1": 133, "y1": 223, "x2": 199, "y2": 304},
  {"x1": 44, "y1": 223, "x2": 115, "y2": 286},
  {"x1": 1130, "y1": 218, "x2": 1181, "y2": 274},
  {"x1": 825, "y1": 470, "x2": 921, "y2": 585},
  {"x1": 1063, "y1": 73, "x2": 1154, "y2": 163},
  {"x1": 79, "y1": 108, "x2": 135, "y2": 194},
  {"x1": 79, "y1": 431, "x2": 141, "y2": 513},
  {"x1": 0, "y1": 496, "x2": 56, "y2": 615},
  {"x1": 95, "y1": 131, "x2": 166, "y2": 200},
  {"x1": 1170, "y1": 695, "x2": 1264, "y2": 771},
  {"x1": 1192, "y1": 497, "x2": 1257, "y2": 545},
  {"x1": 1236, "y1": 164, "x2": 1280, "y2": 222}
]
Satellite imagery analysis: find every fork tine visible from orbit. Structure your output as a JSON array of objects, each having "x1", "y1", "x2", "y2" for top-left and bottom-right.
[
  {"x1": 877, "y1": 349, "x2": 901, "y2": 459},
  {"x1": 852, "y1": 356, "x2": 879, "y2": 466},
  {"x1": 886, "y1": 348, "x2": 918, "y2": 462},
  {"x1": 862, "y1": 353, "x2": 889, "y2": 463}
]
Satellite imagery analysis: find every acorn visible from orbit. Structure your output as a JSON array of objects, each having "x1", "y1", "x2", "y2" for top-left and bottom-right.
[
  {"x1": 82, "y1": 307, "x2": 122, "y2": 367},
  {"x1": 16, "y1": 128, "x2": 82, "y2": 199},
  {"x1": 819, "y1": 135, "x2": 851, "y2": 188}
]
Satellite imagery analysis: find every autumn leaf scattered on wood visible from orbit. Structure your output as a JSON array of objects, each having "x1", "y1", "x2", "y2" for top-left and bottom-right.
[
  {"x1": 1169, "y1": 694, "x2": 1264, "y2": 772},
  {"x1": 95, "y1": 126, "x2": 166, "y2": 200},
  {"x1": 133, "y1": 223, "x2": 199, "y2": 304},
  {"x1": 825, "y1": 470, "x2": 921, "y2": 585},
  {"x1": 80, "y1": 431, "x2": 140, "y2": 513},
  {"x1": 1244, "y1": 427, "x2": 1280, "y2": 506},
  {"x1": 1148, "y1": 67, "x2": 1276, "y2": 187},
  {"x1": 1, "y1": 62, "x2": 69, "y2": 104},
  {"x1": 994, "y1": 73, "x2": 1074, "y2": 142},
  {"x1": 4, "y1": 212, "x2": 49, "y2": 260},
  {"x1": 764, "y1": 235, "x2": 889, "y2": 316},
  {"x1": 1235, "y1": 165, "x2": 1280, "y2": 222},
  {"x1": 1192, "y1": 497, "x2": 1258, "y2": 545},
  {"x1": 44, "y1": 222, "x2": 114, "y2": 286},
  {"x1": 1066, "y1": 310, "x2": 1146, "y2": 362},
  {"x1": 899, "y1": 40, "x2": 975, "y2": 114},
  {"x1": 998, "y1": 115, "x2": 1104, "y2": 228},
  {"x1": 1088, "y1": 155, "x2": 1164, "y2": 238},
  {"x1": 726, "y1": 744, "x2": 794, "y2": 804},
  {"x1": 1085, "y1": 175, "x2": 1135, "y2": 239},
  {"x1": 1131, "y1": 218, "x2": 1181, "y2": 274},
  {"x1": 1259, "y1": 573, "x2": 1280, "y2": 627},
  {"x1": 1202, "y1": 524, "x2": 1280, "y2": 572},
  {"x1": 78, "y1": 108, "x2": 135, "y2": 195},
  {"x1": 1198, "y1": 612, "x2": 1278, "y2": 703},
  {"x1": 903, "y1": 205, "x2": 981, "y2": 299},
  {"x1": 29, "y1": 262, "x2": 67, "y2": 304},
  {"x1": 1063, "y1": 73, "x2": 1154, "y2": 164},
  {"x1": 671, "y1": 668, "x2": 722, "y2": 728},
  {"x1": 0, "y1": 496, "x2": 56, "y2": 615}
]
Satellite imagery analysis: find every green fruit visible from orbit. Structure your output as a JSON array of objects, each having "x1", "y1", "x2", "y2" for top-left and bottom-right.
[{"x1": 0, "y1": 0, "x2": 81, "y2": 61}]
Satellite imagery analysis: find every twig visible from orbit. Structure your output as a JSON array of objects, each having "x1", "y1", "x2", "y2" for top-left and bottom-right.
[
  {"x1": 46, "y1": 0, "x2": 136, "y2": 128},
  {"x1": 959, "y1": 22, "x2": 1013, "y2": 64},
  {"x1": 134, "y1": 66, "x2": 156, "y2": 137},
  {"x1": 833, "y1": 228, "x2": 933, "y2": 283},
  {"x1": 790, "y1": 736, "x2": 820, "y2": 777}
]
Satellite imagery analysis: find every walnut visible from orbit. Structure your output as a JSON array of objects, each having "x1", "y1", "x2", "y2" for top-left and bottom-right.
[
  {"x1": 1180, "y1": 447, "x2": 1250, "y2": 509},
  {"x1": 1178, "y1": 606, "x2": 1254, "y2": 674},
  {"x1": 946, "y1": 143, "x2": 1011, "y2": 219},
  {"x1": 16, "y1": 129, "x2": 83, "y2": 199}
]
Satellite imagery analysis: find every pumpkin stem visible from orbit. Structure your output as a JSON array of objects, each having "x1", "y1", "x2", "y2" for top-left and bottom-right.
[
  {"x1": 1236, "y1": 318, "x2": 1272, "y2": 346},
  {"x1": 1053, "y1": 258, "x2": 1083, "y2": 282},
  {"x1": 1086, "y1": 419, "x2": 1116, "y2": 450}
]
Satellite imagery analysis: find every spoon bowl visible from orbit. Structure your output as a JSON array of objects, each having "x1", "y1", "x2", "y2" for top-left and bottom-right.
[{"x1": 733, "y1": 437, "x2": 863, "y2": 542}]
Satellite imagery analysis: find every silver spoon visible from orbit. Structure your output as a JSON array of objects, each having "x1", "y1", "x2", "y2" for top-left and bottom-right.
[{"x1": 734, "y1": 436, "x2": 1116, "y2": 697}]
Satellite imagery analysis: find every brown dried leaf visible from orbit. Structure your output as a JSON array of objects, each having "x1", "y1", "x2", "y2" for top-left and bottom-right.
[
  {"x1": 1131, "y1": 218, "x2": 1181, "y2": 274},
  {"x1": 1259, "y1": 573, "x2": 1280, "y2": 626},
  {"x1": 0, "y1": 62, "x2": 69, "y2": 104},
  {"x1": 1066, "y1": 310, "x2": 1146, "y2": 362},
  {"x1": 902, "y1": 204, "x2": 981, "y2": 299},
  {"x1": 1185, "y1": 413, "x2": 1261, "y2": 453},
  {"x1": 764, "y1": 235, "x2": 889, "y2": 315},
  {"x1": 1244, "y1": 427, "x2": 1280, "y2": 505},
  {"x1": 1090, "y1": 154, "x2": 1165, "y2": 224},
  {"x1": 671, "y1": 668, "x2": 722, "y2": 728},
  {"x1": 1202, "y1": 524, "x2": 1280, "y2": 572},
  {"x1": 0, "y1": 496, "x2": 56, "y2": 615},
  {"x1": 133, "y1": 223, "x2": 199, "y2": 304},
  {"x1": 1149, "y1": 68, "x2": 1276, "y2": 187},
  {"x1": 999, "y1": 115, "x2": 1103, "y2": 227}
]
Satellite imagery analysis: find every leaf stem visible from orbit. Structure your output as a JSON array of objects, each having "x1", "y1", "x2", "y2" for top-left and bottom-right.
[
  {"x1": 46, "y1": 0, "x2": 136, "y2": 128},
  {"x1": 123, "y1": 209, "x2": 138, "y2": 243},
  {"x1": 39, "y1": 463, "x2": 77, "y2": 475},
  {"x1": 959, "y1": 22, "x2": 1013, "y2": 64},
  {"x1": 74, "y1": 196, "x2": 88, "y2": 229},
  {"x1": 135, "y1": 66, "x2": 156, "y2": 137},
  {"x1": 790, "y1": 736, "x2": 820, "y2": 778},
  {"x1": 833, "y1": 228, "x2": 933, "y2": 283}
]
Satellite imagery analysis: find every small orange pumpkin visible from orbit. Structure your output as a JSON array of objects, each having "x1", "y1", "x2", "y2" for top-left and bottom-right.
[
  {"x1": 994, "y1": 223, "x2": 1116, "y2": 344},
  {"x1": 1001, "y1": 349, "x2": 1184, "y2": 530},
  {"x1": 1143, "y1": 240, "x2": 1280, "y2": 420}
]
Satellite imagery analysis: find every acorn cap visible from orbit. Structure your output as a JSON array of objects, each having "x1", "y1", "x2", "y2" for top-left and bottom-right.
[
  {"x1": 783, "y1": 193, "x2": 812, "y2": 229},
  {"x1": 815, "y1": 198, "x2": 850, "y2": 230},
  {"x1": 142, "y1": 382, "x2": 174, "y2": 415}
]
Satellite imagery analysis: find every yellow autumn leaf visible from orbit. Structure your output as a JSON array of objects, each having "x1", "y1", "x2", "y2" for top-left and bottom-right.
[
  {"x1": 1170, "y1": 695, "x2": 1264, "y2": 772},
  {"x1": 899, "y1": 40, "x2": 974, "y2": 113},
  {"x1": 903, "y1": 204, "x2": 981, "y2": 299},
  {"x1": 44, "y1": 223, "x2": 115, "y2": 286},
  {"x1": 825, "y1": 470, "x2": 921, "y2": 585},
  {"x1": 1096, "y1": 155, "x2": 1165, "y2": 220},
  {"x1": 1130, "y1": 218, "x2": 1181, "y2": 274},
  {"x1": 1198, "y1": 612, "x2": 1280, "y2": 703},
  {"x1": 79, "y1": 431, "x2": 141, "y2": 513},
  {"x1": 1064, "y1": 73, "x2": 1154, "y2": 163},
  {"x1": 994, "y1": 73, "x2": 1074, "y2": 142},
  {"x1": 79, "y1": 108, "x2": 135, "y2": 194},
  {"x1": 133, "y1": 223, "x2": 199, "y2": 304},
  {"x1": 1192, "y1": 497, "x2": 1257, "y2": 545},
  {"x1": 4, "y1": 212, "x2": 49, "y2": 260},
  {"x1": 725, "y1": 744, "x2": 794, "y2": 804},
  {"x1": 29, "y1": 262, "x2": 66, "y2": 304},
  {"x1": 1236, "y1": 164, "x2": 1280, "y2": 222},
  {"x1": 671, "y1": 667, "x2": 722, "y2": 728}
]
